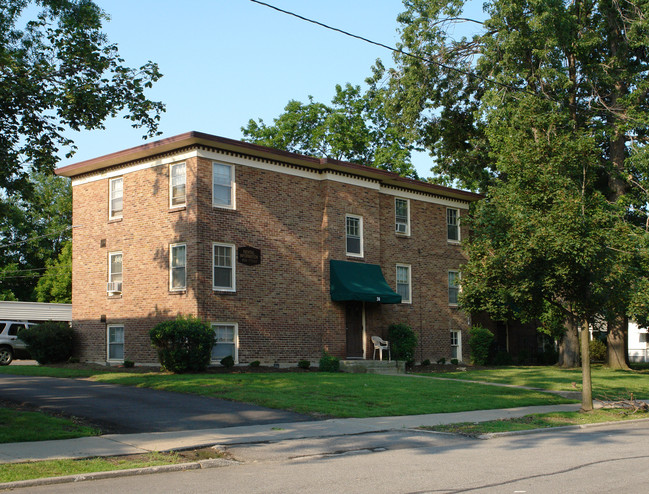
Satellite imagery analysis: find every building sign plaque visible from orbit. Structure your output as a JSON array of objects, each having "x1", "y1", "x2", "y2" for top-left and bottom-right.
[{"x1": 237, "y1": 246, "x2": 261, "y2": 266}]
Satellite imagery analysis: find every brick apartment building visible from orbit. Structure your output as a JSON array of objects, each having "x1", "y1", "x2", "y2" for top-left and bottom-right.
[{"x1": 55, "y1": 132, "x2": 481, "y2": 366}]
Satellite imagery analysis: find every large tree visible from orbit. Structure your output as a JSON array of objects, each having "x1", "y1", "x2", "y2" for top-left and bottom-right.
[
  {"x1": 242, "y1": 83, "x2": 418, "y2": 179},
  {"x1": 1, "y1": 0, "x2": 164, "y2": 199},
  {"x1": 460, "y1": 95, "x2": 646, "y2": 409},
  {"x1": 381, "y1": 0, "x2": 649, "y2": 370},
  {"x1": 0, "y1": 172, "x2": 71, "y2": 300},
  {"x1": 35, "y1": 239, "x2": 71, "y2": 303}
]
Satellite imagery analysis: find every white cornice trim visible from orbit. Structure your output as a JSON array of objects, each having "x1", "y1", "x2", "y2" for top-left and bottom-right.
[
  {"x1": 380, "y1": 186, "x2": 470, "y2": 209},
  {"x1": 70, "y1": 150, "x2": 197, "y2": 186},
  {"x1": 71, "y1": 146, "x2": 471, "y2": 208}
]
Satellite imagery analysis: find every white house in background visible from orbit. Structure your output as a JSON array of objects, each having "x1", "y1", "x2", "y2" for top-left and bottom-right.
[
  {"x1": 628, "y1": 321, "x2": 649, "y2": 363},
  {"x1": 0, "y1": 301, "x2": 72, "y2": 323}
]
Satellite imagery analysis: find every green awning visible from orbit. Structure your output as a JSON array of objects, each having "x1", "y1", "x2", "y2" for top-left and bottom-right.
[{"x1": 330, "y1": 260, "x2": 402, "y2": 304}]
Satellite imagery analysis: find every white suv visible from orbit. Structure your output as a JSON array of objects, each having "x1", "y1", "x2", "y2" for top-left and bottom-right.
[{"x1": 0, "y1": 321, "x2": 34, "y2": 365}]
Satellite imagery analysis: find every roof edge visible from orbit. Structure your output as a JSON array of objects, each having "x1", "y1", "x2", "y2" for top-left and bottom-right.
[{"x1": 55, "y1": 131, "x2": 483, "y2": 202}]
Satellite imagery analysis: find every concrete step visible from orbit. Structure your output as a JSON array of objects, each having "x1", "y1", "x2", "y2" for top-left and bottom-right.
[{"x1": 339, "y1": 359, "x2": 405, "y2": 375}]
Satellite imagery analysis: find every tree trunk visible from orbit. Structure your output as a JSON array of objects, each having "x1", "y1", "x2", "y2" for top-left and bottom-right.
[
  {"x1": 607, "y1": 316, "x2": 630, "y2": 370},
  {"x1": 558, "y1": 320, "x2": 580, "y2": 367},
  {"x1": 580, "y1": 319, "x2": 593, "y2": 411}
]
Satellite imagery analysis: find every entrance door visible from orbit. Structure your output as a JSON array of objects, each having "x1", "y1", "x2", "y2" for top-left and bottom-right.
[{"x1": 346, "y1": 302, "x2": 364, "y2": 358}]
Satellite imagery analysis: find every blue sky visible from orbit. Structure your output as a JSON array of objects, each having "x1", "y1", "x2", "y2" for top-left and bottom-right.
[{"x1": 59, "y1": 1, "x2": 484, "y2": 178}]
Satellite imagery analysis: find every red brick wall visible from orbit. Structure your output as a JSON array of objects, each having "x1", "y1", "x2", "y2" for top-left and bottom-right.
[
  {"x1": 71, "y1": 148, "x2": 471, "y2": 365},
  {"x1": 72, "y1": 158, "x2": 199, "y2": 363},
  {"x1": 374, "y1": 193, "x2": 470, "y2": 362}
]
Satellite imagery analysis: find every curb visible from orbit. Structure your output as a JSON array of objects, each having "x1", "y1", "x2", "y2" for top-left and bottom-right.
[
  {"x1": 0, "y1": 458, "x2": 239, "y2": 491},
  {"x1": 475, "y1": 417, "x2": 649, "y2": 440}
]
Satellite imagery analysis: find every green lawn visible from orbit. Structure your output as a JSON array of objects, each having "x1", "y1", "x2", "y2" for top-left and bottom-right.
[
  {"x1": 418, "y1": 365, "x2": 649, "y2": 399},
  {"x1": 0, "y1": 366, "x2": 572, "y2": 418},
  {"x1": 0, "y1": 408, "x2": 100, "y2": 444},
  {"x1": 423, "y1": 408, "x2": 649, "y2": 437},
  {"x1": 91, "y1": 372, "x2": 574, "y2": 417}
]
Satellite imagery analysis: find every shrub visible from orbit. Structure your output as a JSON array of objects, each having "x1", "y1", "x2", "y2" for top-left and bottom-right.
[
  {"x1": 436, "y1": 357, "x2": 446, "y2": 365},
  {"x1": 149, "y1": 315, "x2": 214, "y2": 373},
  {"x1": 220, "y1": 355, "x2": 235, "y2": 368},
  {"x1": 68, "y1": 356, "x2": 80, "y2": 364},
  {"x1": 468, "y1": 325, "x2": 494, "y2": 366},
  {"x1": 388, "y1": 323, "x2": 417, "y2": 365},
  {"x1": 249, "y1": 360, "x2": 261, "y2": 367},
  {"x1": 590, "y1": 339, "x2": 607, "y2": 362},
  {"x1": 19, "y1": 321, "x2": 74, "y2": 364},
  {"x1": 319, "y1": 351, "x2": 340, "y2": 372},
  {"x1": 123, "y1": 359, "x2": 135, "y2": 368},
  {"x1": 421, "y1": 359, "x2": 431, "y2": 366},
  {"x1": 537, "y1": 348, "x2": 559, "y2": 365},
  {"x1": 516, "y1": 349, "x2": 531, "y2": 365},
  {"x1": 492, "y1": 351, "x2": 513, "y2": 366},
  {"x1": 450, "y1": 358, "x2": 459, "y2": 365},
  {"x1": 298, "y1": 359, "x2": 311, "y2": 369}
]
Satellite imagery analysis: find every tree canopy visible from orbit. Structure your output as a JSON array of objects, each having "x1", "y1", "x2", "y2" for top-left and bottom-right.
[
  {"x1": 381, "y1": 0, "x2": 649, "y2": 195},
  {"x1": 1, "y1": 0, "x2": 165, "y2": 198},
  {"x1": 0, "y1": 172, "x2": 71, "y2": 301},
  {"x1": 242, "y1": 83, "x2": 419, "y2": 179},
  {"x1": 375, "y1": 0, "x2": 649, "y2": 396}
]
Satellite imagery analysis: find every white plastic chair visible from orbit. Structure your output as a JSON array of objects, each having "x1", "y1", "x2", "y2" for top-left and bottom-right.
[{"x1": 371, "y1": 336, "x2": 390, "y2": 361}]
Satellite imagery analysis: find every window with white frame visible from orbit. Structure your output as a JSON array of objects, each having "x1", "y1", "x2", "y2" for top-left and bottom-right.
[
  {"x1": 108, "y1": 252, "x2": 123, "y2": 293},
  {"x1": 109, "y1": 177, "x2": 123, "y2": 220},
  {"x1": 450, "y1": 330, "x2": 461, "y2": 360},
  {"x1": 107, "y1": 325, "x2": 124, "y2": 361},
  {"x1": 395, "y1": 198, "x2": 410, "y2": 235},
  {"x1": 170, "y1": 162, "x2": 186, "y2": 207},
  {"x1": 345, "y1": 214, "x2": 363, "y2": 257},
  {"x1": 396, "y1": 264, "x2": 411, "y2": 303},
  {"x1": 448, "y1": 271, "x2": 460, "y2": 306},
  {"x1": 213, "y1": 243, "x2": 235, "y2": 291},
  {"x1": 447, "y1": 208, "x2": 460, "y2": 242},
  {"x1": 169, "y1": 243, "x2": 186, "y2": 290},
  {"x1": 211, "y1": 323, "x2": 238, "y2": 363},
  {"x1": 212, "y1": 162, "x2": 234, "y2": 208}
]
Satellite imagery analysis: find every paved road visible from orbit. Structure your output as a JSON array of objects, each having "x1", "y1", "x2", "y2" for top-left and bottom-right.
[
  {"x1": 15, "y1": 420, "x2": 649, "y2": 493},
  {"x1": 0, "y1": 374, "x2": 312, "y2": 433}
]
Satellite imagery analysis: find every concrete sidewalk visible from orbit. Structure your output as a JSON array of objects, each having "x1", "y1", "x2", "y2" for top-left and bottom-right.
[{"x1": 0, "y1": 403, "x2": 581, "y2": 464}]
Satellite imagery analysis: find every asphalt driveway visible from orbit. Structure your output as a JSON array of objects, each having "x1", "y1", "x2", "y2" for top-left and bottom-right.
[{"x1": 0, "y1": 374, "x2": 313, "y2": 433}]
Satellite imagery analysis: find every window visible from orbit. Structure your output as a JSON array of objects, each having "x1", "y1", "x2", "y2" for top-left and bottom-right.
[
  {"x1": 107, "y1": 325, "x2": 124, "y2": 361},
  {"x1": 212, "y1": 323, "x2": 238, "y2": 363},
  {"x1": 447, "y1": 208, "x2": 460, "y2": 242},
  {"x1": 170, "y1": 163, "x2": 186, "y2": 207},
  {"x1": 212, "y1": 162, "x2": 234, "y2": 208},
  {"x1": 109, "y1": 177, "x2": 123, "y2": 220},
  {"x1": 395, "y1": 198, "x2": 410, "y2": 235},
  {"x1": 8, "y1": 323, "x2": 26, "y2": 336},
  {"x1": 345, "y1": 215, "x2": 363, "y2": 257},
  {"x1": 448, "y1": 271, "x2": 460, "y2": 306},
  {"x1": 451, "y1": 330, "x2": 461, "y2": 360},
  {"x1": 170, "y1": 243, "x2": 186, "y2": 290},
  {"x1": 108, "y1": 252, "x2": 123, "y2": 293},
  {"x1": 396, "y1": 264, "x2": 411, "y2": 304},
  {"x1": 213, "y1": 243, "x2": 235, "y2": 291}
]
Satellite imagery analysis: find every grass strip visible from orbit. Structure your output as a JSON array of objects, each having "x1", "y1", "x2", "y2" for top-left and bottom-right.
[
  {"x1": 416, "y1": 364, "x2": 649, "y2": 399},
  {"x1": 422, "y1": 409, "x2": 649, "y2": 437},
  {"x1": 0, "y1": 408, "x2": 100, "y2": 444},
  {"x1": 0, "y1": 451, "x2": 217, "y2": 484},
  {"x1": 87, "y1": 372, "x2": 572, "y2": 417},
  {"x1": 1, "y1": 366, "x2": 572, "y2": 417}
]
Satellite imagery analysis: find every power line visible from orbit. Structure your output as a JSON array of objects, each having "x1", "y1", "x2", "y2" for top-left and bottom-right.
[
  {"x1": 249, "y1": 0, "x2": 515, "y2": 92},
  {"x1": 0, "y1": 225, "x2": 79, "y2": 250}
]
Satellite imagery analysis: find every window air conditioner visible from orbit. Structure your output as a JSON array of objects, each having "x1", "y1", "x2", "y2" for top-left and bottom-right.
[
  {"x1": 396, "y1": 222, "x2": 407, "y2": 234},
  {"x1": 107, "y1": 282, "x2": 122, "y2": 293}
]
